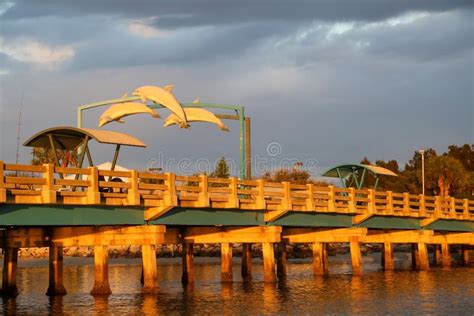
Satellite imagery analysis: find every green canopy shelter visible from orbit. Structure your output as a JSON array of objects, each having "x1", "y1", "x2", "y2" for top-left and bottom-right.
[{"x1": 322, "y1": 164, "x2": 397, "y2": 190}]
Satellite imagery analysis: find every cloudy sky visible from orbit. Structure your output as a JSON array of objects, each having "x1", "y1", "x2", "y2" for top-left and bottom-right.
[{"x1": 0, "y1": 0, "x2": 472, "y2": 176}]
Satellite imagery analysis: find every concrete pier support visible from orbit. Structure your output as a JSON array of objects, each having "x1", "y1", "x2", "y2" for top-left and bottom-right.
[
  {"x1": 182, "y1": 243, "x2": 194, "y2": 285},
  {"x1": 262, "y1": 242, "x2": 276, "y2": 283},
  {"x1": 312, "y1": 242, "x2": 328, "y2": 276},
  {"x1": 90, "y1": 245, "x2": 111, "y2": 295},
  {"x1": 221, "y1": 243, "x2": 233, "y2": 282},
  {"x1": 141, "y1": 244, "x2": 159, "y2": 294},
  {"x1": 417, "y1": 243, "x2": 429, "y2": 271},
  {"x1": 241, "y1": 243, "x2": 252, "y2": 279},
  {"x1": 46, "y1": 246, "x2": 67, "y2": 296},
  {"x1": 382, "y1": 242, "x2": 394, "y2": 270},
  {"x1": 441, "y1": 243, "x2": 451, "y2": 268},
  {"x1": 1, "y1": 247, "x2": 19, "y2": 297},
  {"x1": 350, "y1": 241, "x2": 362, "y2": 275},
  {"x1": 276, "y1": 242, "x2": 287, "y2": 278}
]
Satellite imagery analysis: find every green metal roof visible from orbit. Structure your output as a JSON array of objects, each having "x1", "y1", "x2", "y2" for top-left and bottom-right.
[{"x1": 322, "y1": 163, "x2": 397, "y2": 179}]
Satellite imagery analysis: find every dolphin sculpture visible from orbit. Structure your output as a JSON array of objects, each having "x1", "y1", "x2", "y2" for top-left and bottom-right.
[
  {"x1": 132, "y1": 85, "x2": 187, "y2": 127},
  {"x1": 163, "y1": 107, "x2": 229, "y2": 132},
  {"x1": 98, "y1": 102, "x2": 160, "y2": 127}
]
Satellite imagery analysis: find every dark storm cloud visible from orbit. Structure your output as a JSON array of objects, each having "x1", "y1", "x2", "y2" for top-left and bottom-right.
[
  {"x1": 66, "y1": 21, "x2": 293, "y2": 71},
  {"x1": 3, "y1": 0, "x2": 472, "y2": 26}
]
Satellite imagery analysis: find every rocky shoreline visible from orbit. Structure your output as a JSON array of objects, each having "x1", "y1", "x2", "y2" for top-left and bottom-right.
[{"x1": 3, "y1": 243, "x2": 393, "y2": 259}]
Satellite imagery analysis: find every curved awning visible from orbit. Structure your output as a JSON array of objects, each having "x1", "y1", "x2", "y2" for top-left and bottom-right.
[
  {"x1": 322, "y1": 164, "x2": 397, "y2": 178},
  {"x1": 23, "y1": 126, "x2": 146, "y2": 150},
  {"x1": 322, "y1": 163, "x2": 397, "y2": 190}
]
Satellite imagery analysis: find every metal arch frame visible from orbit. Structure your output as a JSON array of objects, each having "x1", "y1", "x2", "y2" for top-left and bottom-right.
[
  {"x1": 77, "y1": 96, "x2": 249, "y2": 179},
  {"x1": 334, "y1": 167, "x2": 379, "y2": 190}
]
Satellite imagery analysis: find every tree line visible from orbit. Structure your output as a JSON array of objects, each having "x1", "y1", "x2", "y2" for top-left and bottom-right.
[{"x1": 359, "y1": 144, "x2": 472, "y2": 198}]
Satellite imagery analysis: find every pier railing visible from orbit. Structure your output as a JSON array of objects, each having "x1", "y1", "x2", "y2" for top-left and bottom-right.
[{"x1": 0, "y1": 161, "x2": 473, "y2": 223}]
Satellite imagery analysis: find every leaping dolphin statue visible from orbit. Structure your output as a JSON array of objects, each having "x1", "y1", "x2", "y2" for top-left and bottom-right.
[
  {"x1": 98, "y1": 102, "x2": 160, "y2": 127},
  {"x1": 163, "y1": 107, "x2": 229, "y2": 132},
  {"x1": 132, "y1": 85, "x2": 187, "y2": 127}
]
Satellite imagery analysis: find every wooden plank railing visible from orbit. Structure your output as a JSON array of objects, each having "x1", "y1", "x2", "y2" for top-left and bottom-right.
[{"x1": 0, "y1": 161, "x2": 473, "y2": 223}]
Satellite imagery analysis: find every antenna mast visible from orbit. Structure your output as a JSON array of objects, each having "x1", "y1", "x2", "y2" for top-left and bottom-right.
[{"x1": 15, "y1": 92, "x2": 24, "y2": 164}]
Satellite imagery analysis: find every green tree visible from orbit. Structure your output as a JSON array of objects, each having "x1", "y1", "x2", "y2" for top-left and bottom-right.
[
  {"x1": 445, "y1": 144, "x2": 473, "y2": 171},
  {"x1": 425, "y1": 156, "x2": 468, "y2": 197},
  {"x1": 262, "y1": 163, "x2": 329, "y2": 186},
  {"x1": 210, "y1": 157, "x2": 230, "y2": 178},
  {"x1": 405, "y1": 148, "x2": 437, "y2": 171}
]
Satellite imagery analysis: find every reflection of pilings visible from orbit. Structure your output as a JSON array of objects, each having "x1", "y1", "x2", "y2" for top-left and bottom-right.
[
  {"x1": 276, "y1": 242, "x2": 287, "y2": 278},
  {"x1": 141, "y1": 244, "x2": 159, "y2": 294},
  {"x1": 46, "y1": 246, "x2": 67, "y2": 296},
  {"x1": 48, "y1": 296, "x2": 64, "y2": 314},
  {"x1": 312, "y1": 242, "x2": 328, "y2": 276},
  {"x1": 93, "y1": 293, "x2": 109, "y2": 313},
  {"x1": 181, "y1": 243, "x2": 194, "y2": 285},
  {"x1": 241, "y1": 243, "x2": 252, "y2": 279},
  {"x1": 1, "y1": 247, "x2": 19, "y2": 297},
  {"x1": 221, "y1": 243, "x2": 233, "y2": 282},
  {"x1": 90, "y1": 245, "x2": 111, "y2": 295}
]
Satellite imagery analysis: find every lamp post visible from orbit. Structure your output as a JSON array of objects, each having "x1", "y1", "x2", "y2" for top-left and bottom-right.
[{"x1": 419, "y1": 149, "x2": 425, "y2": 195}]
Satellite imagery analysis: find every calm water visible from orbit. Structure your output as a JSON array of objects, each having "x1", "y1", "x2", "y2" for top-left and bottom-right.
[{"x1": 1, "y1": 253, "x2": 473, "y2": 315}]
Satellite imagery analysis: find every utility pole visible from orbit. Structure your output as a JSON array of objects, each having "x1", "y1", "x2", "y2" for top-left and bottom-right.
[{"x1": 419, "y1": 149, "x2": 425, "y2": 195}]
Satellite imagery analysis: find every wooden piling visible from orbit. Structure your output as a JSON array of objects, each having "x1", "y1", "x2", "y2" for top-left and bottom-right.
[
  {"x1": 350, "y1": 241, "x2": 362, "y2": 275},
  {"x1": 141, "y1": 244, "x2": 159, "y2": 293},
  {"x1": 412, "y1": 244, "x2": 420, "y2": 269},
  {"x1": 90, "y1": 245, "x2": 111, "y2": 295},
  {"x1": 462, "y1": 245, "x2": 472, "y2": 266},
  {"x1": 276, "y1": 242, "x2": 287, "y2": 278},
  {"x1": 182, "y1": 243, "x2": 194, "y2": 285},
  {"x1": 441, "y1": 243, "x2": 451, "y2": 268},
  {"x1": 312, "y1": 242, "x2": 328, "y2": 275},
  {"x1": 241, "y1": 243, "x2": 252, "y2": 279},
  {"x1": 221, "y1": 243, "x2": 233, "y2": 282},
  {"x1": 262, "y1": 242, "x2": 276, "y2": 283},
  {"x1": 1, "y1": 247, "x2": 19, "y2": 297},
  {"x1": 417, "y1": 243, "x2": 429, "y2": 271},
  {"x1": 434, "y1": 245, "x2": 442, "y2": 266},
  {"x1": 383, "y1": 242, "x2": 394, "y2": 270},
  {"x1": 46, "y1": 246, "x2": 67, "y2": 296}
]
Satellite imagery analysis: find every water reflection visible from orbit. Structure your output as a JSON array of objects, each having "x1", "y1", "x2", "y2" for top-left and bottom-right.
[
  {"x1": 48, "y1": 296, "x2": 64, "y2": 314},
  {"x1": 0, "y1": 255, "x2": 472, "y2": 314},
  {"x1": 262, "y1": 283, "x2": 278, "y2": 314},
  {"x1": 92, "y1": 294, "x2": 109, "y2": 314}
]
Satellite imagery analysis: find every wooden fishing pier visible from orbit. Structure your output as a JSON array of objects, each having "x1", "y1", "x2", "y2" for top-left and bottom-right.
[{"x1": 0, "y1": 161, "x2": 473, "y2": 296}]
